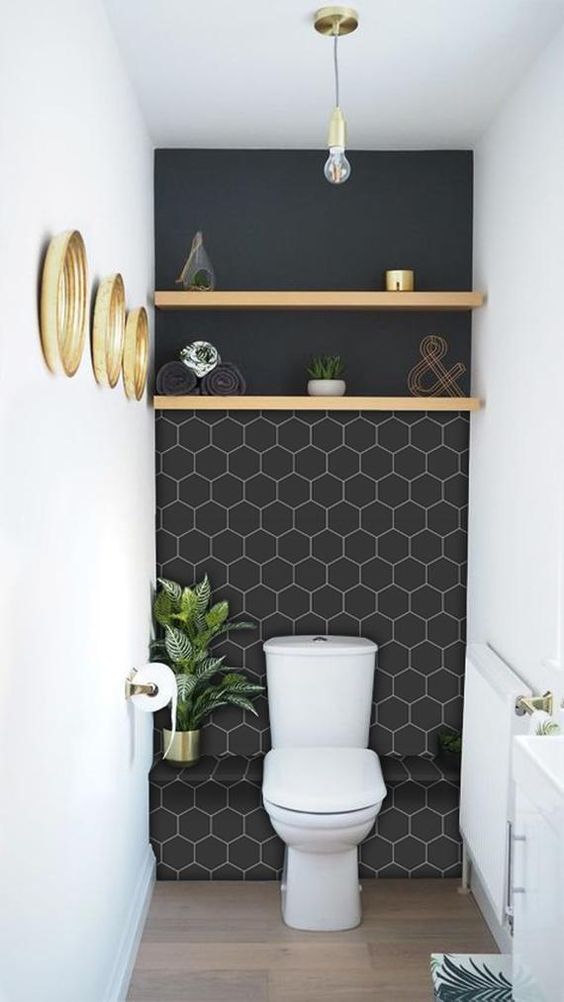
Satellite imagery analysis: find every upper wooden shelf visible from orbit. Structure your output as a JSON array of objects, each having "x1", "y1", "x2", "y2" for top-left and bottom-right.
[
  {"x1": 154, "y1": 291, "x2": 484, "y2": 311},
  {"x1": 154, "y1": 395, "x2": 481, "y2": 412}
]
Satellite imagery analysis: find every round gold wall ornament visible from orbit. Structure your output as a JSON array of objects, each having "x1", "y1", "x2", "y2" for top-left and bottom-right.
[
  {"x1": 93, "y1": 273, "x2": 126, "y2": 387},
  {"x1": 123, "y1": 307, "x2": 149, "y2": 401},
  {"x1": 40, "y1": 230, "x2": 89, "y2": 376}
]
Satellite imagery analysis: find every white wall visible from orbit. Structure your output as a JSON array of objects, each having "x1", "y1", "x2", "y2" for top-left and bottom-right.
[
  {"x1": 469, "y1": 24, "x2": 564, "y2": 709},
  {"x1": 0, "y1": 2, "x2": 155, "y2": 1000}
]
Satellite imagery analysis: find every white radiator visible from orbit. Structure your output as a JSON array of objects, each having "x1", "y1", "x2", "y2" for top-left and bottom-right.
[{"x1": 460, "y1": 644, "x2": 531, "y2": 925}]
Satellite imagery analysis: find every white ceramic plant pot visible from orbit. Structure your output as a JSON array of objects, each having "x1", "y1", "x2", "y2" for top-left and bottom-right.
[{"x1": 307, "y1": 379, "x2": 346, "y2": 397}]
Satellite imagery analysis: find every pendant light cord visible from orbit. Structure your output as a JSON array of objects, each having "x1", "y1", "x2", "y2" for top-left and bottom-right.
[{"x1": 333, "y1": 33, "x2": 340, "y2": 107}]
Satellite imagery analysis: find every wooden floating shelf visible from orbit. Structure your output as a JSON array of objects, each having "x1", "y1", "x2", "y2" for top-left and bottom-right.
[
  {"x1": 154, "y1": 396, "x2": 481, "y2": 412},
  {"x1": 154, "y1": 291, "x2": 485, "y2": 311}
]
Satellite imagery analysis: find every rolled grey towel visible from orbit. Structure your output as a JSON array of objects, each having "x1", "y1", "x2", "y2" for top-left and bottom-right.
[
  {"x1": 201, "y1": 362, "x2": 247, "y2": 396},
  {"x1": 156, "y1": 361, "x2": 198, "y2": 395}
]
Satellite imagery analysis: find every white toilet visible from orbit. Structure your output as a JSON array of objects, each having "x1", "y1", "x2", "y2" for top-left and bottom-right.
[{"x1": 262, "y1": 635, "x2": 386, "y2": 931}]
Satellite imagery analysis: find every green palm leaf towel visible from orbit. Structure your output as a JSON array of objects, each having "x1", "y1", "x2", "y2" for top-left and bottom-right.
[{"x1": 431, "y1": 954, "x2": 513, "y2": 1001}]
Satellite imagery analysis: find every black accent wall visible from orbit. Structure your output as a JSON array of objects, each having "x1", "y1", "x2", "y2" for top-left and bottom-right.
[
  {"x1": 155, "y1": 150, "x2": 473, "y2": 395},
  {"x1": 152, "y1": 150, "x2": 473, "y2": 881},
  {"x1": 157, "y1": 410, "x2": 468, "y2": 759}
]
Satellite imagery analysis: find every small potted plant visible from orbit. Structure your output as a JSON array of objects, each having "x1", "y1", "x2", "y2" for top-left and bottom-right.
[
  {"x1": 150, "y1": 576, "x2": 263, "y2": 766},
  {"x1": 306, "y1": 355, "x2": 346, "y2": 396},
  {"x1": 436, "y1": 729, "x2": 462, "y2": 770}
]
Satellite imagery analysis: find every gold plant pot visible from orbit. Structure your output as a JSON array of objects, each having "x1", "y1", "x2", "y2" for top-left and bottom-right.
[{"x1": 163, "y1": 729, "x2": 200, "y2": 767}]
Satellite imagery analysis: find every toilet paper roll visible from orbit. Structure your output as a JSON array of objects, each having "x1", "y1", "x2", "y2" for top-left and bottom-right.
[{"x1": 130, "y1": 663, "x2": 177, "y2": 757}]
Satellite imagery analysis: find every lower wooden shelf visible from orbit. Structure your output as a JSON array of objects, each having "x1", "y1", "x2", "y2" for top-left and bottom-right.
[{"x1": 153, "y1": 395, "x2": 481, "y2": 412}]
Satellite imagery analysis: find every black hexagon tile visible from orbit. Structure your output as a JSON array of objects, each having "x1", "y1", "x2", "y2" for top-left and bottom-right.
[{"x1": 154, "y1": 410, "x2": 469, "y2": 880}]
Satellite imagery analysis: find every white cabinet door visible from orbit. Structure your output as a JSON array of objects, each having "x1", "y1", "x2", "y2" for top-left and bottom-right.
[{"x1": 512, "y1": 787, "x2": 564, "y2": 1001}]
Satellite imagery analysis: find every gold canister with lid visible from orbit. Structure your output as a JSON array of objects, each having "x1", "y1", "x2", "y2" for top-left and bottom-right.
[{"x1": 385, "y1": 269, "x2": 415, "y2": 292}]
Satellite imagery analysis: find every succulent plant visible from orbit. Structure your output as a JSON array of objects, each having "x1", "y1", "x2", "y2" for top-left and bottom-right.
[{"x1": 306, "y1": 354, "x2": 345, "y2": 379}]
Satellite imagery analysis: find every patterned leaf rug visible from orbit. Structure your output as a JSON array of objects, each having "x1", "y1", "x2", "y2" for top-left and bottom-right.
[{"x1": 431, "y1": 954, "x2": 513, "y2": 1001}]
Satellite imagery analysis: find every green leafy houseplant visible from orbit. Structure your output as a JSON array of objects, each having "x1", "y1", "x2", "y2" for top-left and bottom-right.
[
  {"x1": 306, "y1": 354, "x2": 345, "y2": 380},
  {"x1": 437, "y1": 729, "x2": 462, "y2": 763},
  {"x1": 151, "y1": 576, "x2": 263, "y2": 736},
  {"x1": 535, "y1": 718, "x2": 560, "y2": 736}
]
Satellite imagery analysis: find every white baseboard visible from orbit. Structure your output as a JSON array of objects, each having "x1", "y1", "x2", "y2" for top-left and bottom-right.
[
  {"x1": 470, "y1": 867, "x2": 513, "y2": 954},
  {"x1": 104, "y1": 844, "x2": 156, "y2": 1002}
]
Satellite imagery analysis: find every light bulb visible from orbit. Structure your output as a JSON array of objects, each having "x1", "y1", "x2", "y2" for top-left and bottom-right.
[{"x1": 324, "y1": 146, "x2": 351, "y2": 185}]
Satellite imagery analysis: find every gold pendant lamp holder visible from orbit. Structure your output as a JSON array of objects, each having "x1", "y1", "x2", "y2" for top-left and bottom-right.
[
  {"x1": 328, "y1": 106, "x2": 346, "y2": 147},
  {"x1": 314, "y1": 6, "x2": 358, "y2": 36}
]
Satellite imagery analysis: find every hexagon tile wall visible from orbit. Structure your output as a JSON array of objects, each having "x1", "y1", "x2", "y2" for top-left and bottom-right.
[{"x1": 152, "y1": 409, "x2": 468, "y2": 880}]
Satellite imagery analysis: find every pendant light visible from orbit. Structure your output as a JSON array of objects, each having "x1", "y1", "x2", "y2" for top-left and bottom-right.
[{"x1": 314, "y1": 6, "x2": 358, "y2": 185}]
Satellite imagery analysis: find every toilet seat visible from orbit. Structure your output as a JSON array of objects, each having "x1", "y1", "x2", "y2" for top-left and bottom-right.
[
  {"x1": 263, "y1": 747, "x2": 386, "y2": 814},
  {"x1": 263, "y1": 799, "x2": 379, "y2": 832}
]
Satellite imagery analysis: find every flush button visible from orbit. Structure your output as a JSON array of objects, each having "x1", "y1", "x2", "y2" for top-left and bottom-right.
[{"x1": 313, "y1": 636, "x2": 328, "y2": 642}]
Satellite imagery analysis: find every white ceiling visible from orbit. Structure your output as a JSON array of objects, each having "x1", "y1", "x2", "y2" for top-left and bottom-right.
[{"x1": 103, "y1": 0, "x2": 564, "y2": 149}]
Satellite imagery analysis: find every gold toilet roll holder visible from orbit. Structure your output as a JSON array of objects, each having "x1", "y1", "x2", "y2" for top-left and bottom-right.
[{"x1": 124, "y1": 669, "x2": 159, "y2": 700}]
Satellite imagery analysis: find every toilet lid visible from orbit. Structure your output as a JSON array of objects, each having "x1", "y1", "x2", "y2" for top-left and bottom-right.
[
  {"x1": 262, "y1": 747, "x2": 386, "y2": 813},
  {"x1": 263, "y1": 635, "x2": 377, "y2": 656}
]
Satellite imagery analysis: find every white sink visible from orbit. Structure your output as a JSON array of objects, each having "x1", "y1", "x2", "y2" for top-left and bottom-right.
[
  {"x1": 512, "y1": 736, "x2": 564, "y2": 1002},
  {"x1": 513, "y1": 735, "x2": 564, "y2": 828}
]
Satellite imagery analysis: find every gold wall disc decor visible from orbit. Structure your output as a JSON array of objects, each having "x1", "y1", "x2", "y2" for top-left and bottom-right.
[
  {"x1": 123, "y1": 307, "x2": 149, "y2": 401},
  {"x1": 93, "y1": 273, "x2": 126, "y2": 387},
  {"x1": 40, "y1": 230, "x2": 88, "y2": 376}
]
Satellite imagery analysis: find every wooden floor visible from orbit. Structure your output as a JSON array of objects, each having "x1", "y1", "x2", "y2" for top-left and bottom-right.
[{"x1": 128, "y1": 880, "x2": 497, "y2": 1001}]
